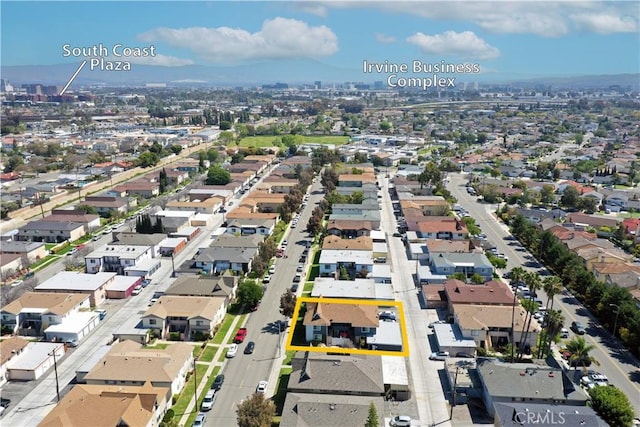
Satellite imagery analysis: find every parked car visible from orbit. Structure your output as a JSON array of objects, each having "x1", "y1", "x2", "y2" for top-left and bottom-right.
[
  {"x1": 262, "y1": 275, "x2": 271, "y2": 284},
  {"x1": 378, "y1": 311, "x2": 397, "y2": 322},
  {"x1": 293, "y1": 273, "x2": 302, "y2": 283},
  {"x1": 560, "y1": 328, "x2": 570, "y2": 338},
  {"x1": 233, "y1": 328, "x2": 248, "y2": 343},
  {"x1": 256, "y1": 380, "x2": 268, "y2": 394},
  {"x1": 296, "y1": 264, "x2": 304, "y2": 272},
  {"x1": 226, "y1": 344, "x2": 238, "y2": 358},
  {"x1": 131, "y1": 285, "x2": 143, "y2": 296},
  {"x1": 64, "y1": 339, "x2": 79, "y2": 348},
  {"x1": 244, "y1": 341, "x2": 255, "y2": 354},
  {"x1": 200, "y1": 390, "x2": 216, "y2": 411},
  {"x1": 192, "y1": 413, "x2": 206, "y2": 427},
  {"x1": 428, "y1": 320, "x2": 447, "y2": 328},
  {"x1": 211, "y1": 374, "x2": 225, "y2": 391},
  {"x1": 290, "y1": 284, "x2": 299, "y2": 293},
  {"x1": 429, "y1": 351, "x2": 450, "y2": 361},
  {"x1": 571, "y1": 321, "x2": 586, "y2": 335},
  {"x1": 268, "y1": 265, "x2": 276, "y2": 274},
  {"x1": 389, "y1": 415, "x2": 412, "y2": 426}
]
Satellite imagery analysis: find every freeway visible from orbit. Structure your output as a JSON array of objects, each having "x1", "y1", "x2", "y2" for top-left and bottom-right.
[{"x1": 446, "y1": 172, "x2": 640, "y2": 416}]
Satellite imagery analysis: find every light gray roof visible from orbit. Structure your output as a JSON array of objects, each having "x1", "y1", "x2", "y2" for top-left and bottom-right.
[
  {"x1": 113, "y1": 232, "x2": 167, "y2": 246},
  {"x1": 477, "y1": 360, "x2": 579, "y2": 402},
  {"x1": 279, "y1": 393, "x2": 385, "y2": 427},
  {"x1": 20, "y1": 220, "x2": 84, "y2": 231},
  {"x1": 0, "y1": 240, "x2": 45, "y2": 252},
  {"x1": 165, "y1": 275, "x2": 237, "y2": 297},
  {"x1": 328, "y1": 211, "x2": 381, "y2": 223},
  {"x1": 195, "y1": 247, "x2": 256, "y2": 264},
  {"x1": 209, "y1": 233, "x2": 264, "y2": 249},
  {"x1": 492, "y1": 402, "x2": 607, "y2": 427},
  {"x1": 288, "y1": 352, "x2": 384, "y2": 395},
  {"x1": 430, "y1": 252, "x2": 493, "y2": 269}
]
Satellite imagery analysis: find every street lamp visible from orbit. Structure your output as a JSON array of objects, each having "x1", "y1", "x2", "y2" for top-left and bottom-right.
[
  {"x1": 609, "y1": 303, "x2": 621, "y2": 337},
  {"x1": 49, "y1": 349, "x2": 61, "y2": 403}
]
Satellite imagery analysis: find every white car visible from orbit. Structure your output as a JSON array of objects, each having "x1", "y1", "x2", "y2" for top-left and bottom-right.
[
  {"x1": 262, "y1": 275, "x2": 271, "y2": 284},
  {"x1": 200, "y1": 390, "x2": 216, "y2": 411},
  {"x1": 429, "y1": 351, "x2": 450, "y2": 361},
  {"x1": 131, "y1": 285, "x2": 143, "y2": 296},
  {"x1": 268, "y1": 265, "x2": 276, "y2": 274},
  {"x1": 256, "y1": 380, "x2": 268, "y2": 394},
  {"x1": 226, "y1": 344, "x2": 238, "y2": 358}
]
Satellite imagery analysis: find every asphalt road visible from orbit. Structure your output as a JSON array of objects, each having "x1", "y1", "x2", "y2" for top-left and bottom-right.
[
  {"x1": 447, "y1": 172, "x2": 640, "y2": 416},
  {"x1": 205, "y1": 180, "x2": 319, "y2": 426}
]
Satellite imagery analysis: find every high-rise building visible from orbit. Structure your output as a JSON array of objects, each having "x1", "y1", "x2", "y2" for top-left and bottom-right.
[
  {"x1": 314, "y1": 80, "x2": 322, "y2": 89},
  {"x1": 22, "y1": 84, "x2": 42, "y2": 94},
  {"x1": 0, "y1": 79, "x2": 13, "y2": 93}
]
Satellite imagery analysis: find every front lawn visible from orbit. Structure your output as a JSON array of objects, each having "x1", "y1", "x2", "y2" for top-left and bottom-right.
[
  {"x1": 212, "y1": 314, "x2": 235, "y2": 345},
  {"x1": 184, "y1": 366, "x2": 221, "y2": 427},
  {"x1": 199, "y1": 345, "x2": 218, "y2": 362},
  {"x1": 272, "y1": 367, "x2": 293, "y2": 416},
  {"x1": 171, "y1": 363, "x2": 209, "y2": 417},
  {"x1": 238, "y1": 135, "x2": 348, "y2": 148}
]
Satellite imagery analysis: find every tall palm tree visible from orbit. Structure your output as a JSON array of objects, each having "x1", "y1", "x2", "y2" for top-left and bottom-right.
[
  {"x1": 565, "y1": 336, "x2": 599, "y2": 373},
  {"x1": 537, "y1": 276, "x2": 564, "y2": 358},
  {"x1": 539, "y1": 309, "x2": 565, "y2": 358},
  {"x1": 509, "y1": 267, "x2": 526, "y2": 362},
  {"x1": 518, "y1": 271, "x2": 541, "y2": 360}
]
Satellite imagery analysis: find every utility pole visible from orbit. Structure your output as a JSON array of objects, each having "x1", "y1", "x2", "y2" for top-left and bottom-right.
[
  {"x1": 450, "y1": 367, "x2": 460, "y2": 420},
  {"x1": 50, "y1": 349, "x2": 60, "y2": 403},
  {"x1": 609, "y1": 303, "x2": 621, "y2": 337},
  {"x1": 192, "y1": 358, "x2": 198, "y2": 411}
]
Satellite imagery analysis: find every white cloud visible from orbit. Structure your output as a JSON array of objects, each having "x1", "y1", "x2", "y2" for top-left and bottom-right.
[
  {"x1": 570, "y1": 13, "x2": 638, "y2": 34},
  {"x1": 127, "y1": 54, "x2": 194, "y2": 67},
  {"x1": 291, "y1": 1, "x2": 328, "y2": 17},
  {"x1": 407, "y1": 30, "x2": 500, "y2": 60},
  {"x1": 314, "y1": 1, "x2": 638, "y2": 37},
  {"x1": 138, "y1": 17, "x2": 338, "y2": 63},
  {"x1": 375, "y1": 33, "x2": 397, "y2": 43}
]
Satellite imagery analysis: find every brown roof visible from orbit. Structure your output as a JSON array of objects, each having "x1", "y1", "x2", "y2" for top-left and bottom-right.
[
  {"x1": 568, "y1": 212, "x2": 620, "y2": 228},
  {"x1": 421, "y1": 284, "x2": 446, "y2": 302},
  {"x1": 455, "y1": 304, "x2": 539, "y2": 333},
  {"x1": 326, "y1": 220, "x2": 373, "y2": 231},
  {"x1": 38, "y1": 382, "x2": 166, "y2": 427},
  {"x1": 142, "y1": 295, "x2": 224, "y2": 321},
  {"x1": 226, "y1": 208, "x2": 279, "y2": 220},
  {"x1": 591, "y1": 262, "x2": 640, "y2": 275},
  {"x1": 83, "y1": 340, "x2": 193, "y2": 383},
  {"x1": 322, "y1": 235, "x2": 373, "y2": 251},
  {"x1": 444, "y1": 280, "x2": 515, "y2": 305},
  {"x1": 0, "y1": 336, "x2": 29, "y2": 365},
  {"x1": 425, "y1": 239, "x2": 473, "y2": 253},
  {"x1": 303, "y1": 302, "x2": 379, "y2": 328},
  {"x1": 417, "y1": 219, "x2": 468, "y2": 234},
  {"x1": 2, "y1": 292, "x2": 89, "y2": 316}
]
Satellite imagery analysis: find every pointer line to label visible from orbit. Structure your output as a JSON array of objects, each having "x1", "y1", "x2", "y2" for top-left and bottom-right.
[{"x1": 59, "y1": 60, "x2": 87, "y2": 95}]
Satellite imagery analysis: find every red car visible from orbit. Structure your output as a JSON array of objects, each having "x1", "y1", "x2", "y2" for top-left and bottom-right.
[{"x1": 233, "y1": 327, "x2": 247, "y2": 344}]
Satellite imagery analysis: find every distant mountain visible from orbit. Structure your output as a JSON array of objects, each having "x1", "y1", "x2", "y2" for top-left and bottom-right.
[{"x1": 2, "y1": 61, "x2": 638, "y2": 90}]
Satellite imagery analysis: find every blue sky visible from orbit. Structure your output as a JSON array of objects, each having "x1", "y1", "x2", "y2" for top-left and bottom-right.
[{"x1": 1, "y1": 1, "x2": 638, "y2": 80}]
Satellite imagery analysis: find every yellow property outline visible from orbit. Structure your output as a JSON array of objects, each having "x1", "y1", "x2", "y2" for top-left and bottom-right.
[{"x1": 285, "y1": 296, "x2": 409, "y2": 357}]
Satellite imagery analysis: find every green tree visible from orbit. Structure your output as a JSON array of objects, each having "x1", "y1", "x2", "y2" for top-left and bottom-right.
[
  {"x1": 4, "y1": 155, "x2": 24, "y2": 173},
  {"x1": 379, "y1": 121, "x2": 392, "y2": 132},
  {"x1": 448, "y1": 272, "x2": 467, "y2": 281},
  {"x1": 418, "y1": 161, "x2": 442, "y2": 189},
  {"x1": 470, "y1": 273, "x2": 484, "y2": 284},
  {"x1": 588, "y1": 384, "x2": 635, "y2": 427},
  {"x1": 280, "y1": 289, "x2": 297, "y2": 318},
  {"x1": 236, "y1": 392, "x2": 275, "y2": 427},
  {"x1": 560, "y1": 185, "x2": 580, "y2": 209},
  {"x1": 206, "y1": 165, "x2": 231, "y2": 185},
  {"x1": 219, "y1": 120, "x2": 232, "y2": 131},
  {"x1": 540, "y1": 184, "x2": 556, "y2": 205},
  {"x1": 565, "y1": 336, "x2": 599, "y2": 372},
  {"x1": 76, "y1": 205, "x2": 97, "y2": 215},
  {"x1": 365, "y1": 402, "x2": 379, "y2": 427},
  {"x1": 136, "y1": 151, "x2": 160, "y2": 168},
  {"x1": 236, "y1": 280, "x2": 264, "y2": 308}
]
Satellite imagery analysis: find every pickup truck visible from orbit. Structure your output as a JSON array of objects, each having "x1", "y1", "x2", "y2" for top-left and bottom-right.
[{"x1": 233, "y1": 328, "x2": 248, "y2": 344}]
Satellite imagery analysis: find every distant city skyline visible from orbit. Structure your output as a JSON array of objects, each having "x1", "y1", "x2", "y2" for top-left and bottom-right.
[{"x1": 1, "y1": 1, "x2": 638, "y2": 84}]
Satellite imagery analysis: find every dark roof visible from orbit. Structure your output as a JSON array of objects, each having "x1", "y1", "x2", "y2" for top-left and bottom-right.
[
  {"x1": 279, "y1": 393, "x2": 385, "y2": 427},
  {"x1": 165, "y1": 275, "x2": 237, "y2": 297},
  {"x1": 492, "y1": 402, "x2": 607, "y2": 427}
]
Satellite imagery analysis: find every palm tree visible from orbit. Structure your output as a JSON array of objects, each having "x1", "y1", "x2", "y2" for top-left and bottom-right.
[
  {"x1": 537, "y1": 276, "x2": 564, "y2": 358},
  {"x1": 539, "y1": 309, "x2": 565, "y2": 358},
  {"x1": 565, "y1": 336, "x2": 599, "y2": 373},
  {"x1": 509, "y1": 267, "x2": 526, "y2": 362},
  {"x1": 518, "y1": 271, "x2": 541, "y2": 360}
]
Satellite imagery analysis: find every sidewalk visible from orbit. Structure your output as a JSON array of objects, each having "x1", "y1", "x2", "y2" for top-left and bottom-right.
[{"x1": 177, "y1": 313, "x2": 247, "y2": 427}]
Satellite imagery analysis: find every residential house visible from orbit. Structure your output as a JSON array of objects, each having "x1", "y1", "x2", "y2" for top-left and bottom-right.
[
  {"x1": 279, "y1": 394, "x2": 385, "y2": 427},
  {"x1": 82, "y1": 340, "x2": 193, "y2": 396},
  {"x1": 492, "y1": 402, "x2": 607, "y2": 427},
  {"x1": 443, "y1": 279, "x2": 515, "y2": 313},
  {"x1": 326, "y1": 220, "x2": 374, "y2": 238},
  {"x1": 82, "y1": 196, "x2": 135, "y2": 218},
  {"x1": 453, "y1": 304, "x2": 539, "y2": 351},
  {"x1": 225, "y1": 218, "x2": 276, "y2": 236},
  {"x1": 112, "y1": 181, "x2": 160, "y2": 199},
  {"x1": 310, "y1": 278, "x2": 395, "y2": 300},
  {"x1": 46, "y1": 209, "x2": 101, "y2": 232},
  {"x1": 0, "y1": 241, "x2": 48, "y2": 263},
  {"x1": 303, "y1": 302, "x2": 402, "y2": 351},
  {"x1": 240, "y1": 193, "x2": 286, "y2": 214},
  {"x1": 1, "y1": 253, "x2": 26, "y2": 281},
  {"x1": 165, "y1": 197, "x2": 222, "y2": 215},
  {"x1": 1, "y1": 292, "x2": 90, "y2": 336},
  {"x1": 5, "y1": 342, "x2": 65, "y2": 381},
  {"x1": 112, "y1": 233, "x2": 167, "y2": 258},
  {"x1": 85, "y1": 244, "x2": 154, "y2": 275},
  {"x1": 414, "y1": 217, "x2": 469, "y2": 240},
  {"x1": 16, "y1": 220, "x2": 86, "y2": 243},
  {"x1": 477, "y1": 360, "x2": 588, "y2": 417},
  {"x1": 287, "y1": 351, "x2": 385, "y2": 396},
  {"x1": 319, "y1": 249, "x2": 374, "y2": 280},
  {"x1": 0, "y1": 336, "x2": 29, "y2": 387},
  {"x1": 429, "y1": 253, "x2": 493, "y2": 282},
  {"x1": 35, "y1": 271, "x2": 117, "y2": 306},
  {"x1": 141, "y1": 296, "x2": 226, "y2": 340},
  {"x1": 321, "y1": 235, "x2": 373, "y2": 251},
  {"x1": 567, "y1": 212, "x2": 620, "y2": 230},
  {"x1": 38, "y1": 382, "x2": 171, "y2": 427},
  {"x1": 328, "y1": 211, "x2": 381, "y2": 230},
  {"x1": 164, "y1": 274, "x2": 238, "y2": 305}
]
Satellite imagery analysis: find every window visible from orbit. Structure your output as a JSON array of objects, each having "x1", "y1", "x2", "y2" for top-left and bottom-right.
[
  {"x1": 471, "y1": 330, "x2": 479, "y2": 336},
  {"x1": 196, "y1": 320, "x2": 202, "y2": 326},
  {"x1": 49, "y1": 316, "x2": 55, "y2": 321},
  {"x1": 313, "y1": 325, "x2": 322, "y2": 331},
  {"x1": 149, "y1": 319, "x2": 156, "y2": 325},
  {"x1": 361, "y1": 327, "x2": 370, "y2": 333}
]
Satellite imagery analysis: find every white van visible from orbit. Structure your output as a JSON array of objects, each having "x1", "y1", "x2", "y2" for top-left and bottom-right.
[{"x1": 201, "y1": 390, "x2": 216, "y2": 411}]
